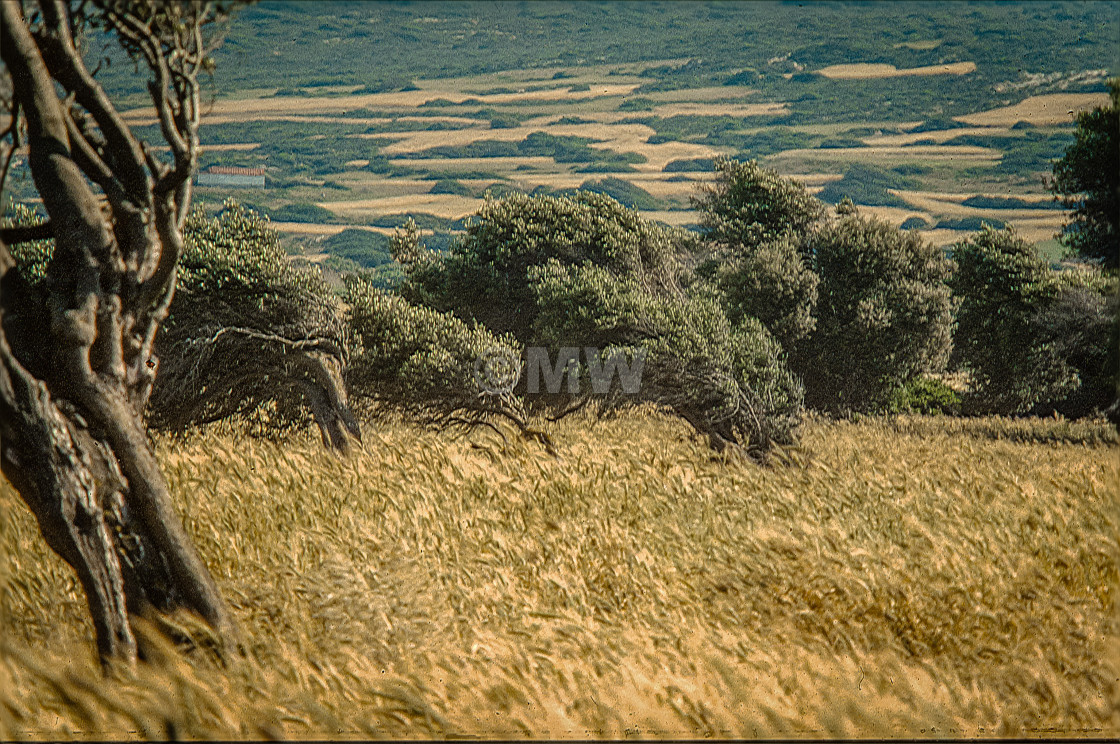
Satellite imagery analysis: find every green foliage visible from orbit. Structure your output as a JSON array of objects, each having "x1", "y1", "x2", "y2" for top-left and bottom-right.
[
  {"x1": 578, "y1": 177, "x2": 660, "y2": 210},
  {"x1": 269, "y1": 202, "x2": 342, "y2": 224},
  {"x1": 710, "y1": 236, "x2": 820, "y2": 349},
  {"x1": 2, "y1": 202, "x2": 51, "y2": 285},
  {"x1": 1050, "y1": 79, "x2": 1119, "y2": 268},
  {"x1": 320, "y1": 229, "x2": 393, "y2": 268},
  {"x1": 429, "y1": 178, "x2": 475, "y2": 196},
  {"x1": 396, "y1": 191, "x2": 799, "y2": 454},
  {"x1": 947, "y1": 227, "x2": 1079, "y2": 415},
  {"x1": 403, "y1": 131, "x2": 645, "y2": 167},
  {"x1": 815, "y1": 164, "x2": 914, "y2": 208},
  {"x1": 1030, "y1": 275, "x2": 1119, "y2": 418},
  {"x1": 692, "y1": 159, "x2": 823, "y2": 349},
  {"x1": 935, "y1": 216, "x2": 1007, "y2": 231},
  {"x1": 663, "y1": 158, "x2": 714, "y2": 173},
  {"x1": 530, "y1": 261, "x2": 803, "y2": 454},
  {"x1": 692, "y1": 157, "x2": 826, "y2": 249},
  {"x1": 899, "y1": 216, "x2": 931, "y2": 231},
  {"x1": 149, "y1": 201, "x2": 347, "y2": 434},
  {"x1": 796, "y1": 215, "x2": 954, "y2": 413},
  {"x1": 886, "y1": 377, "x2": 962, "y2": 415},
  {"x1": 343, "y1": 276, "x2": 524, "y2": 428},
  {"x1": 399, "y1": 192, "x2": 694, "y2": 343},
  {"x1": 960, "y1": 195, "x2": 1064, "y2": 210}
]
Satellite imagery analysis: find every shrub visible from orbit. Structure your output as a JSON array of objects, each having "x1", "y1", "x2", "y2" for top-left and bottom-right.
[
  {"x1": 900, "y1": 216, "x2": 932, "y2": 230},
  {"x1": 429, "y1": 178, "x2": 475, "y2": 196},
  {"x1": 149, "y1": 202, "x2": 359, "y2": 446},
  {"x1": 343, "y1": 276, "x2": 527, "y2": 430},
  {"x1": 886, "y1": 376, "x2": 962, "y2": 415},
  {"x1": 948, "y1": 227, "x2": 1079, "y2": 415},
  {"x1": 710, "y1": 235, "x2": 819, "y2": 348},
  {"x1": 578, "y1": 177, "x2": 660, "y2": 210},
  {"x1": 397, "y1": 192, "x2": 695, "y2": 343},
  {"x1": 692, "y1": 157, "x2": 826, "y2": 249},
  {"x1": 530, "y1": 261, "x2": 803, "y2": 455},
  {"x1": 396, "y1": 193, "x2": 801, "y2": 456},
  {"x1": 1027, "y1": 270, "x2": 1118, "y2": 418},
  {"x1": 796, "y1": 215, "x2": 954, "y2": 413}
]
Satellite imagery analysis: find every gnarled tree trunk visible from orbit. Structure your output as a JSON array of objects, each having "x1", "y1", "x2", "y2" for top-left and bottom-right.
[{"x1": 0, "y1": 0, "x2": 238, "y2": 665}]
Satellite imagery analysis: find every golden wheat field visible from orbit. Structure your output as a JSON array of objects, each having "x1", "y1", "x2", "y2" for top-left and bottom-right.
[{"x1": 1, "y1": 411, "x2": 1118, "y2": 739}]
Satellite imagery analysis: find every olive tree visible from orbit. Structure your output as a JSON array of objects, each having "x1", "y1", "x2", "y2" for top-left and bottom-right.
[
  {"x1": 1049, "y1": 79, "x2": 1119, "y2": 269},
  {"x1": 796, "y1": 213, "x2": 954, "y2": 413},
  {"x1": 949, "y1": 226, "x2": 1116, "y2": 416},
  {"x1": 0, "y1": 0, "x2": 239, "y2": 664},
  {"x1": 149, "y1": 202, "x2": 361, "y2": 452},
  {"x1": 692, "y1": 158, "x2": 823, "y2": 351},
  {"x1": 395, "y1": 192, "x2": 804, "y2": 456}
]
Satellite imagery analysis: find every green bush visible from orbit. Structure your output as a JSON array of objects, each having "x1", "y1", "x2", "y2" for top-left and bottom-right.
[
  {"x1": 886, "y1": 376, "x2": 962, "y2": 415},
  {"x1": 397, "y1": 192, "x2": 695, "y2": 342},
  {"x1": 578, "y1": 177, "x2": 660, "y2": 210},
  {"x1": 709, "y1": 235, "x2": 819, "y2": 348},
  {"x1": 692, "y1": 158, "x2": 822, "y2": 350},
  {"x1": 796, "y1": 214, "x2": 954, "y2": 413},
  {"x1": 150, "y1": 202, "x2": 356, "y2": 438},
  {"x1": 344, "y1": 276, "x2": 526, "y2": 429},
  {"x1": 692, "y1": 157, "x2": 825, "y2": 249},
  {"x1": 395, "y1": 192, "x2": 801, "y2": 455},
  {"x1": 530, "y1": 261, "x2": 803, "y2": 454},
  {"x1": 1031, "y1": 275, "x2": 1119, "y2": 418},
  {"x1": 948, "y1": 226, "x2": 1079, "y2": 415}
]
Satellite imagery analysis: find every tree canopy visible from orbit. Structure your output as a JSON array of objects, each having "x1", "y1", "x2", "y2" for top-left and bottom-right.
[{"x1": 1050, "y1": 79, "x2": 1119, "y2": 268}]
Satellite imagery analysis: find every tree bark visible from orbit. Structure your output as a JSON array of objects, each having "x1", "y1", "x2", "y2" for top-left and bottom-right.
[{"x1": 1, "y1": 0, "x2": 238, "y2": 665}]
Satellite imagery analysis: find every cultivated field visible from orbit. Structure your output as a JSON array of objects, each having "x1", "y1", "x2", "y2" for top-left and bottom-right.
[{"x1": 2, "y1": 411, "x2": 1117, "y2": 739}]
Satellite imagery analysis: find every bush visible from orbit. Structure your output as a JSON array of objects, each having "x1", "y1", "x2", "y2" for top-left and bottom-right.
[
  {"x1": 692, "y1": 158, "x2": 822, "y2": 351},
  {"x1": 578, "y1": 177, "x2": 660, "y2": 210},
  {"x1": 815, "y1": 164, "x2": 913, "y2": 209},
  {"x1": 948, "y1": 227, "x2": 1079, "y2": 415},
  {"x1": 343, "y1": 276, "x2": 527, "y2": 429},
  {"x1": 149, "y1": 202, "x2": 359, "y2": 445},
  {"x1": 398, "y1": 192, "x2": 695, "y2": 343},
  {"x1": 692, "y1": 157, "x2": 826, "y2": 249},
  {"x1": 530, "y1": 261, "x2": 803, "y2": 455},
  {"x1": 936, "y1": 216, "x2": 1007, "y2": 231},
  {"x1": 1031, "y1": 277, "x2": 1119, "y2": 418},
  {"x1": 429, "y1": 179, "x2": 475, "y2": 196},
  {"x1": 886, "y1": 376, "x2": 962, "y2": 415},
  {"x1": 396, "y1": 192, "x2": 801, "y2": 456},
  {"x1": 710, "y1": 235, "x2": 819, "y2": 348},
  {"x1": 900, "y1": 216, "x2": 932, "y2": 230},
  {"x1": 320, "y1": 228, "x2": 392, "y2": 268},
  {"x1": 796, "y1": 215, "x2": 954, "y2": 413}
]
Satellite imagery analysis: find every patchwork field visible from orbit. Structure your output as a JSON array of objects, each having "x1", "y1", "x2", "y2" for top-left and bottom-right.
[
  {"x1": 2, "y1": 412, "x2": 1116, "y2": 739},
  {"x1": 164, "y1": 62, "x2": 1103, "y2": 255},
  {"x1": 815, "y1": 61, "x2": 978, "y2": 79}
]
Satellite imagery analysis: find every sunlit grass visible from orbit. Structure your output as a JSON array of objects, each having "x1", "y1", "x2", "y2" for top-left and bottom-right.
[{"x1": 2, "y1": 411, "x2": 1117, "y2": 739}]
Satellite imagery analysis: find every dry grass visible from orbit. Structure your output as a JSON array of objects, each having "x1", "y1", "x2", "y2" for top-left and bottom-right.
[
  {"x1": 955, "y1": 93, "x2": 1111, "y2": 127},
  {"x1": 2, "y1": 411, "x2": 1117, "y2": 739},
  {"x1": 815, "y1": 62, "x2": 976, "y2": 80}
]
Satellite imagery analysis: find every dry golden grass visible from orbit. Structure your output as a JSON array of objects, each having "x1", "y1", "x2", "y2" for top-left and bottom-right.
[
  {"x1": 815, "y1": 62, "x2": 977, "y2": 80},
  {"x1": 955, "y1": 93, "x2": 1111, "y2": 127},
  {"x1": 864, "y1": 126, "x2": 1016, "y2": 147},
  {"x1": 770, "y1": 145, "x2": 1002, "y2": 163},
  {"x1": 2, "y1": 411, "x2": 1117, "y2": 739},
  {"x1": 319, "y1": 194, "x2": 482, "y2": 221}
]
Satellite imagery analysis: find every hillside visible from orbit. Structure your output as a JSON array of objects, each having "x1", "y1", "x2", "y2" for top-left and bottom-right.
[{"x1": 5, "y1": 1, "x2": 1113, "y2": 268}]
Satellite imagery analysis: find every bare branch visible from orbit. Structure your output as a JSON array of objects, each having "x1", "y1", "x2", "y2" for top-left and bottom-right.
[{"x1": 34, "y1": 0, "x2": 151, "y2": 202}]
